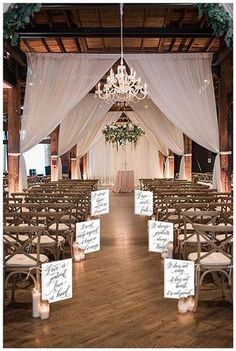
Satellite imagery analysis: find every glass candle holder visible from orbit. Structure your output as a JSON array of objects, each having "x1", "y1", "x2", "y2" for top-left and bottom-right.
[
  {"x1": 40, "y1": 300, "x2": 50, "y2": 320},
  {"x1": 151, "y1": 214, "x2": 156, "y2": 221},
  {"x1": 167, "y1": 241, "x2": 174, "y2": 258},
  {"x1": 178, "y1": 297, "x2": 188, "y2": 314},
  {"x1": 187, "y1": 295, "x2": 195, "y2": 312},
  {"x1": 161, "y1": 250, "x2": 168, "y2": 259},
  {"x1": 72, "y1": 241, "x2": 80, "y2": 261},
  {"x1": 32, "y1": 287, "x2": 41, "y2": 318}
]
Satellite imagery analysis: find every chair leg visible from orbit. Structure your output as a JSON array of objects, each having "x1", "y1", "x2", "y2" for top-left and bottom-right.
[
  {"x1": 11, "y1": 274, "x2": 17, "y2": 304},
  {"x1": 193, "y1": 269, "x2": 200, "y2": 312},
  {"x1": 221, "y1": 272, "x2": 226, "y2": 300}
]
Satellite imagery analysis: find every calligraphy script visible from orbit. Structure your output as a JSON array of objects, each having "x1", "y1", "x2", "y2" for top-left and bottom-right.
[
  {"x1": 76, "y1": 219, "x2": 100, "y2": 254},
  {"x1": 91, "y1": 189, "x2": 109, "y2": 216},
  {"x1": 164, "y1": 259, "x2": 194, "y2": 299},
  {"x1": 148, "y1": 221, "x2": 173, "y2": 253},
  {"x1": 135, "y1": 190, "x2": 153, "y2": 216},
  {"x1": 41, "y1": 258, "x2": 72, "y2": 303}
]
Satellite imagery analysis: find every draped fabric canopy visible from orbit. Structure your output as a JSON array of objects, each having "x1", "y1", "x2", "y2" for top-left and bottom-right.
[
  {"x1": 20, "y1": 52, "x2": 221, "y2": 189},
  {"x1": 125, "y1": 53, "x2": 220, "y2": 187},
  {"x1": 19, "y1": 53, "x2": 119, "y2": 190},
  {"x1": 58, "y1": 94, "x2": 113, "y2": 156}
]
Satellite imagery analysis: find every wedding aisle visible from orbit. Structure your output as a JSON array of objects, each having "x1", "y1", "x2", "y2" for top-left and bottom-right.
[{"x1": 4, "y1": 192, "x2": 232, "y2": 348}]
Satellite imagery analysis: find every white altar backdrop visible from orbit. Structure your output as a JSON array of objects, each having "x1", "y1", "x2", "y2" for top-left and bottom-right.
[{"x1": 88, "y1": 134, "x2": 161, "y2": 186}]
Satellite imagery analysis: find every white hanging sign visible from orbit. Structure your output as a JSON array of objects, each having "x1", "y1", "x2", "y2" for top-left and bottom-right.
[
  {"x1": 135, "y1": 190, "x2": 153, "y2": 216},
  {"x1": 41, "y1": 258, "x2": 72, "y2": 303},
  {"x1": 91, "y1": 189, "x2": 109, "y2": 216},
  {"x1": 76, "y1": 219, "x2": 100, "y2": 254},
  {"x1": 148, "y1": 221, "x2": 173, "y2": 253},
  {"x1": 164, "y1": 259, "x2": 195, "y2": 299}
]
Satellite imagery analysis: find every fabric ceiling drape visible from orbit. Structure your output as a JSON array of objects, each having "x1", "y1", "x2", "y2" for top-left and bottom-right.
[
  {"x1": 58, "y1": 94, "x2": 113, "y2": 156},
  {"x1": 125, "y1": 53, "x2": 220, "y2": 189},
  {"x1": 19, "y1": 53, "x2": 119, "y2": 190}
]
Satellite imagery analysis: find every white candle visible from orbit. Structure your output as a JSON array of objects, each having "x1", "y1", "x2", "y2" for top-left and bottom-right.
[
  {"x1": 40, "y1": 300, "x2": 50, "y2": 320},
  {"x1": 187, "y1": 295, "x2": 195, "y2": 312},
  {"x1": 151, "y1": 215, "x2": 156, "y2": 221},
  {"x1": 73, "y1": 242, "x2": 81, "y2": 262},
  {"x1": 32, "y1": 287, "x2": 41, "y2": 318},
  {"x1": 178, "y1": 297, "x2": 188, "y2": 314}
]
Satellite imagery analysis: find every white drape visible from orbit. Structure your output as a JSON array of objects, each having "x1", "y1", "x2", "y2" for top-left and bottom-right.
[
  {"x1": 125, "y1": 53, "x2": 220, "y2": 190},
  {"x1": 19, "y1": 53, "x2": 119, "y2": 189},
  {"x1": 58, "y1": 94, "x2": 113, "y2": 156},
  {"x1": 76, "y1": 112, "x2": 121, "y2": 159},
  {"x1": 129, "y1": 98, "x2": 184, "y2": 156},
  {"x1": 88, "y1": 134, "x2": 161, "y2": 186}
]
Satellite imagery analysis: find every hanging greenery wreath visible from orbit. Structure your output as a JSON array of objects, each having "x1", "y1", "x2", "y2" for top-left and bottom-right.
[
  {"x1": 102, "y1": 122, "x2": 145, "y2": 148},
  {"x1": 196, "y1": 4, "x2": 233, "y2": 49},
  {"x1": 4, "y1": 3, "x2": 42, "y2": 46}
]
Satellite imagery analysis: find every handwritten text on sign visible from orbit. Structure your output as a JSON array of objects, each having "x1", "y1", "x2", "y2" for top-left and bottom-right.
[
  {"x1": 164, "y1": 259, "x2": 194, "y2": 299},
  {"x1": 91, "y1": 189, "x2": 109, "y2": 216},
  {"x1": 76, "y1": 219, "x2": 100, "y2": 254},
  {"x1": 135, "y1": 190, "x2": 153, "y2": 216},
  {"x1": 148, "y1": 221, "x2": 173, "y2": 253},
  {"x1": 41, "y1": 258, "x2": 72, "y2": 303}
]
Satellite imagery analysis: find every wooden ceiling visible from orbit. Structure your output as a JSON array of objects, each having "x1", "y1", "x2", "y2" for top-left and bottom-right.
[{"x1": 18, "y1": 3, "x2": 220, "y2": 54}]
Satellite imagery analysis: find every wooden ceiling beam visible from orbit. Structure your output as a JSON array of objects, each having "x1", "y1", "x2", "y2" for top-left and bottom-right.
[
  {"x1": 43, "y1": 10, "x2": 54, "y2": 28},
  {"x1": 205, "y1": 37, "x2": 215, "y2": 52},
  {"x1": 4, "y1": 43, "x2": 27, "y2": 67},
  {"x1": 158, "y1": 8, "x2": 171, "y2": 52},
  {"x1": 41, "y1": 4, "x2": 194, "y2": 10},
  {"x1": 55, "y1": 37, "x2": 66, "y2": 52},
  {"x1": 169, "y1": 38, "x2": 176, "y2": 52},
  {"x1": 96, "y1": 9, "x2": 106, "y2": 51},
  {"x1": 186, "y1": 38, "x2": 195, "y2": 52},
  {"x1": 22, "y1": 39, "x2": 33, "y2": 52},
  {"x1": 71, "y1": 9, "x2": 88, "y2": 52},
  {"x1": 74, "y1": 38, "x2": 81, "y2": 52},
  {"x1": 178, "y1": 37, "x2": 187, "y2": 52},
  {"x1": 141, "y1": 8, "x2": 148, "y2": 51},
  {"x1": 42, "y1": 38, "x2": 51, "y2": 52},
  {"x1": 63, "y1": 9, "x2": 72, "y2": 28},
  {"x1": 20, "y1": 27, "x2": 214, "y2": 39}
]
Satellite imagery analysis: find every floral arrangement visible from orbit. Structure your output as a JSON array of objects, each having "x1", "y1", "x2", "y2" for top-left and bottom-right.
[
  {"x1": 196, "y1": 4, "x2": 233, "y2": 48},
  {"x1": 102, "y1": 122, "x2": 145, "y2": 147},
  {"x1": 4, "y1": 3, "x2": 42, "y2": 46}
]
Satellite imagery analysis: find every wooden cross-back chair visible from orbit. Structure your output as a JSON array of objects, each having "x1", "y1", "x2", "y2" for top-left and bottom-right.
[
  {"x1": 176, "y1": 210, "x2": 222, "y2": 259},
  {"x1": 3, "y1": 225, "x2": 49, "y2": 303},
  {"x1": 188, "y1": 224, "x2": 233, "y2": 311}
]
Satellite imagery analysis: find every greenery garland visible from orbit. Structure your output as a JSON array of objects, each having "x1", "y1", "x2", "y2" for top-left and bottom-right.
[
  {"x1": 196, "y1": 4, "x2": 233, "y2": 48},
  {"x1": 4, "y1": 3, "x2": 42, "y2": 46},
  {"x1": 102, "y1": 123, "x2": 145, "y2": 148}
]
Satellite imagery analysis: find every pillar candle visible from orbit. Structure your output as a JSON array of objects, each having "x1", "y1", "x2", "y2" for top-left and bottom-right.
[{"x1": 32, "y1": 287, "x2": 41, "y2": 318}]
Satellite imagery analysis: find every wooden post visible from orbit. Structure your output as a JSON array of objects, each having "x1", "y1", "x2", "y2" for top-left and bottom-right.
[
  {"x1": 8, "y1": 81, "x2": 21, "y2": 193},
  {"x1": 61, "y1": 151, "x2": 71, "y2": 176},
  {"x1": 168, "y1": 151, "x2": 175, "y2": 178},
  {"x1": 158, "y1": 151, "x2": 164, "y2": 178},
  {"x1": 184, "y1": 134, "x2": 192, "y2": 181},
  {"x1": 83, "y1": 154, "x2": 88, "y2": 179},
  {"x1": 219, "y1": 53, "x2": 233, "y2": 192},
  {"x1": 50, "y1": 126, "x2": 59, "y2": 182},
  {"x1": 70, "y1": 145, "x2": 78, "y2": 179}
]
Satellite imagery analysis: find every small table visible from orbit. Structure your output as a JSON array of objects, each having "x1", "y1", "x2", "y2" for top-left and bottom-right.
[{"x1": 113, "y1": 170, "x2": 134, "y2": 193}]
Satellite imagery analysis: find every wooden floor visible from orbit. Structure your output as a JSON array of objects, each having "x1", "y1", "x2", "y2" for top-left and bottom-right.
[{"x1": 4, "y1": 192, "x2": 233, "y2": 348}]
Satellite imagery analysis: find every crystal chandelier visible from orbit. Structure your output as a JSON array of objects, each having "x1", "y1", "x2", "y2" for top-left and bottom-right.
[{"x1": 95, "y1": 3, "x2": 148, "y2": 104}]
